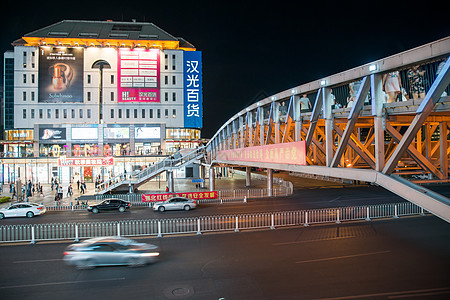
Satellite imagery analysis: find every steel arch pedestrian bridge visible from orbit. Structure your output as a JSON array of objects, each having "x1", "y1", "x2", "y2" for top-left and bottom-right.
[{"x1": 205, "y1": 37, "x2": 450, "y2": 223}]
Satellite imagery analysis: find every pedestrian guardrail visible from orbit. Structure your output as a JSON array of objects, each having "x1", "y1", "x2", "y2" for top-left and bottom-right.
[{"x1": 0, "y1": 202, "x2": 426, "y2": 244}]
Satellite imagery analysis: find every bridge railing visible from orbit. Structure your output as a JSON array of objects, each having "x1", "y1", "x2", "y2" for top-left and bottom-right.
[{"x1": 0, "y1": 201, "x2": 426, "y2": 243}]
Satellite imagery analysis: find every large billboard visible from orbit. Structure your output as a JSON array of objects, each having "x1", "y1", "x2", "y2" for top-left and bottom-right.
[
  {"x1": 183, "y1": 51, "x2": 203, "y2": 128},
  {"x1": 117, "y1": 48, "x2": 160, "y2": 102},
  {"x1": 38, "y1": 47, "x2": 84, "y2": 103}
]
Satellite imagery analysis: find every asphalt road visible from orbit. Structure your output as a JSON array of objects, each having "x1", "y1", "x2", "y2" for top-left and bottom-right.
[
  {"x1": 1, "y1": 216, "x2": 449, "y2": 299},
  {"x1": 0, "y1": 185, "x2": 413, "y2": 225},
  {"x1": 1, "y1": 183, "x2": 449, "y2": 225}
]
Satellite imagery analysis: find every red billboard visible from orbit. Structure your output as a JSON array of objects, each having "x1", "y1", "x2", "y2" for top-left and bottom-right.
[
  {"x1": 142, "y1": 191, "x2": 218, "y2": 202},
  {"x1": 117, "y1": 48, "x2": 160, "y2": 102},
  {"x1": 217, "y1": 141, "x2": 307, "y2": 165}
]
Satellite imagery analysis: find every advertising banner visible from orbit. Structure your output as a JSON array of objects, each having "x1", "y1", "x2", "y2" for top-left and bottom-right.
[
  {"x1": 39, "y1": 128, "x2": 66, "y2": 140},
  {"x1": 142, "y1": 191, "x2": 218, "y2": 202},
  {"x1": 217, "y1": 141, "x2": 307, "y2": 165},
  {"x1": 117, "y1": 48, "x2": 160, "y2": 102},
  {"x1": 104, "y1": 127, "x2": 130, "y2": 139},
  {"x1": 183, "y1": 51, "x2": 203, "y2": 128},
  {"x1": 57, "y1": 156, "x2": 114, "y2": 167},
  {"x1": 38, "y1": 47, "x2": 84, "y2": 103},
  {"x1": 134, "y1": 126, "x2": 161, "y2": 140}
]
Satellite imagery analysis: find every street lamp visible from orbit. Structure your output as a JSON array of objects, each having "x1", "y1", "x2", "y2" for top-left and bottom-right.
[{"x1": 91, "y1": 60, "x2": 111, "y2": 124}]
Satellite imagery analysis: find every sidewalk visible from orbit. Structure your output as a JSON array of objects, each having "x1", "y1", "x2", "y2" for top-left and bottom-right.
[{"x1": 0, "y1": 173, "x2": 268, "y2": 208}]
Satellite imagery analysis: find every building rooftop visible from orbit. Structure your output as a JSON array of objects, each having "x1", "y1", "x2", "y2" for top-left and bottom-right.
[{"x1": 14, "y1": 20, "x2": 195, "y2": 50}]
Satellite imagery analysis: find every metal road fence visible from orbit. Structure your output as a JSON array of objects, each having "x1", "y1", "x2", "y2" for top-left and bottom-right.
[{"x1": 0, "y1": 202, "x2": 425, "y2": 244}]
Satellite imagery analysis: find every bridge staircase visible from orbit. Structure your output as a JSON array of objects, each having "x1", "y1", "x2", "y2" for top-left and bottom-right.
[{"x1": 96, "y1": 147, "x2": 205, "y2": 194}]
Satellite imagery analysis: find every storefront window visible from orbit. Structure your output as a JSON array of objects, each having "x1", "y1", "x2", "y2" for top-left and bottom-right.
[
  {"x1": 104, "y1": 143, "x2": 130, "y2": 156},
  {"x1": 3, "y1": 143, "x2": 34, "y2": 158},
  {"x1": 72, "y1": 144, "x2": 99, "y2": 157},
  {"x1": 165, "y1": 141, "x2": 201, "y2": 154},
  {"x1": 135, "y1": 142, "x2": 161, "y2": 155},
  {"x1": 39, "y1": 144, "x2": 69, "y2": 157},
  {"x1": 166, "y1": 128, "x2": 201, "y2": 140}
]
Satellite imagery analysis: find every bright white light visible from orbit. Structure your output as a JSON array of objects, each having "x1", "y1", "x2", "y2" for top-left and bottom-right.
[
  {"x1": 369, "y1": 64, "x2": 377, "y2": 72},
  {"x1": 291, "y1": 89, "x2": 296, "y2": 94},
  {"x1": 320, "y1": 80, "x2": 327, "y2": 86}
]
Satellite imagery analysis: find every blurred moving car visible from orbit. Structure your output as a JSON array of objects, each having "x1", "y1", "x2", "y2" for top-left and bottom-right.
[
  {"x1": 153, "y1": 196, "x2": 197, "y2": 212},
  {"x1": 87, "y1": 198, "x2": 131, "y2": 213},
  {"x1": 63, "y1": 237, "x2": 159, "y2": 269},
  {"x1": 0, "y1": 203, "x2": 46, "y2": 219}
]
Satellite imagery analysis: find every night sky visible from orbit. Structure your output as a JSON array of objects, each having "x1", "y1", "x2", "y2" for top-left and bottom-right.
[{"x1": 1, "y1": 1, "x2": 448, "y2": 138}]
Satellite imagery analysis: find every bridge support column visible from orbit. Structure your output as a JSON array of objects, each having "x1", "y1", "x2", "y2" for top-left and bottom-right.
[
  {"x1": 245, "y1": 167, "x2": 251, "y2": 187},
  {"x1": 374, "y1": 116, "x2": 385, "y2": 171},
  {"x1": 200, "y1": 165, "x2": 206, "y2": 188},
  {"x1": 167, "y1": 170, "x2": 174, "y2": 193},
  {"x1": 209, "y1": 167, "x2": 215, "y2": 191},
  {"x1": 267, "y1": 168, "x2": 273, "y2": 197}
]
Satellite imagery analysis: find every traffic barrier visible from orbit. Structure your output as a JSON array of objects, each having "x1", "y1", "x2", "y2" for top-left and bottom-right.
[{"x1": 0, "y1": 202, "x2": 427, "y2": 244}]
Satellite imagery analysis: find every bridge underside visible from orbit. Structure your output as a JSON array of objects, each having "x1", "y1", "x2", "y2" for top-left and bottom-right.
[{"x1": 212, "y1": 159, "x2": 450, "y2": 223}]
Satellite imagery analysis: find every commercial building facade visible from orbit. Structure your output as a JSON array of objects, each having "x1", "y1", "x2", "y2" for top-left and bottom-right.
[{"x1": 1, "y1": 20, "x2": 203, "y2": 184}]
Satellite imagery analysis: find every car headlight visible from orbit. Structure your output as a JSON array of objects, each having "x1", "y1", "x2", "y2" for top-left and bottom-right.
[{"x1": 141, "y1": 252, "x2": 159, "y2": 257}]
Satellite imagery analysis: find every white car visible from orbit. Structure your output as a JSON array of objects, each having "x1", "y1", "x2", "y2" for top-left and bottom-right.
[
  {"x1": 153, "y1": 196, "x2": 197, "y2": 212},
  {"x1": 0, "y1": 203, "x2": 46, "y2": 219},
  {"x1": 64, "y1": 237, "x2": 160, "y2": 269}
]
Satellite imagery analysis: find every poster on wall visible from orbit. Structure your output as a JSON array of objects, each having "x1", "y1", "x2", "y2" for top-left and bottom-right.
[
  {"x1": 117, "y1": 48, "x2": 160, "y2": 102},
  {"x1": 135, "y1": 126, "x2": 160, "y2": 140},
  {"x1": 38, "y1": 47, "x2": 84, "y2": 103},
  {"x1": 183, "y1": 51, "x2": 203, "y2": 128}
]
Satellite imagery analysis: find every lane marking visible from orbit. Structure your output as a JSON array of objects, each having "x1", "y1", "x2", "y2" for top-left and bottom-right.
[
  {"x1": 0, "y1": 277, "x2": 126, "y2": 289},
  {"x1": 296, "y1": 250, "x2": 391, "y2": 264},
  {"x1": 13, "y1": 258, "x2": 63, "y2": 263},
  {"x1": 315, "y1": 287, "x2": 450, "y2": 300},
  {"x1": 273, "y1": 236, "x2": 356, "y2": 246}
]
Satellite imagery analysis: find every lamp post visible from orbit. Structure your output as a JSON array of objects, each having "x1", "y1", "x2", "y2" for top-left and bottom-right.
[{"x1": 91, "y1": 60, "x2": 111, "y2": 124}]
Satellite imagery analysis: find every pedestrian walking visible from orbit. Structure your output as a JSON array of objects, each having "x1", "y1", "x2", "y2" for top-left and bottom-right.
[
  {"x1": 67, "y1": 185, "x2": 73, "y2": 197},
  {"x1": 77, "y1": 179, "x2": 80, "y2": 191},
  {"x1": 57, "y1": 185, "x2": 63, "y2": 201}
]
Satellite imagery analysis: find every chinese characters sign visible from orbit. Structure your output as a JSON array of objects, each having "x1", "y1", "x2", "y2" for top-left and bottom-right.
[
  {"x1": 217, "y1": 142, "x2": 307, "y2": 165},
  {"x1": 183, "y1": 51, "x2": 203, "y2": 128},
  {"x1": 142, "y1": 191, "x2": 217, "y2": 202},
  {"x1": 39, "y1": 47, "x2": 84, "y2": 103},
  {"x1": 57, "y1": 157, "x2": 114, "y2": 167},
  {"x1": 118, "y1": 48, "x2": 160, "y2": 102}
]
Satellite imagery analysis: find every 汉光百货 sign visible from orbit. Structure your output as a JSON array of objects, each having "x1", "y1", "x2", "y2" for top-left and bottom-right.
[{"x1": 183, "y1": 51, "x2": 203, "y2": 128}]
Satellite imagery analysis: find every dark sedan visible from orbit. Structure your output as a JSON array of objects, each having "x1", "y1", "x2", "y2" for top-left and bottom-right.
[{"x1": 87, "y1": 198, "x2": 131, "y2": 213}]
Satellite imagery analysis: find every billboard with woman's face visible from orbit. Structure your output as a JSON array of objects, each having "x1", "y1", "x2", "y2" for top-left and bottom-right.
[{"x1": 38, "y1": 47, "x2": 84, "y2": 103}]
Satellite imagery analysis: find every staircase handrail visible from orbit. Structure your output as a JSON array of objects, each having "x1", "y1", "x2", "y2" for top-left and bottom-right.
[{"x1": 95, "y1": 146, "x2": 205, "y2": 193}]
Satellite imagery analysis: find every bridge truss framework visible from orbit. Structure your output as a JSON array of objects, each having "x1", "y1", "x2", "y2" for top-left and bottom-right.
[{"x1": 206, "y1": 37, "x2": 450, "y2": 222}]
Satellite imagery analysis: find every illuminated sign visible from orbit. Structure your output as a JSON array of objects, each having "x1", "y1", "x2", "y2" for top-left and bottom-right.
[
  {"x1": 104, "y1": 127, "x2": 130, "y2": 139},
  {"x1": 117, "y1": 48, "x2": 160, "y2": 102},
  {"x1": 39, "y1": 128, "x2": 66, "y2": 140},
  {"x1": 142, "y1": 191, "x2": 218, "y2": 202},
  {"x1": 38, "y1": 47, "x2": 84, "y2": 103},
  {"x1": 183, "y1": 51, "x2": 202, "y2": 128},
  {"x1": 135, "y1": 126, "x2": 160, "y2": 139},
  {"x1": 57, "y1": 156, "x2": 114, "y2": 167},
  {"x1": 5, "y1": 130, "x2": 34, "y2": 141},
  {"x1": 71, "y1": 127, "x2": 98, "y2": 140},
  {"x1": 217, "y1": 141, "x2": 307, "y2": 165}
]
